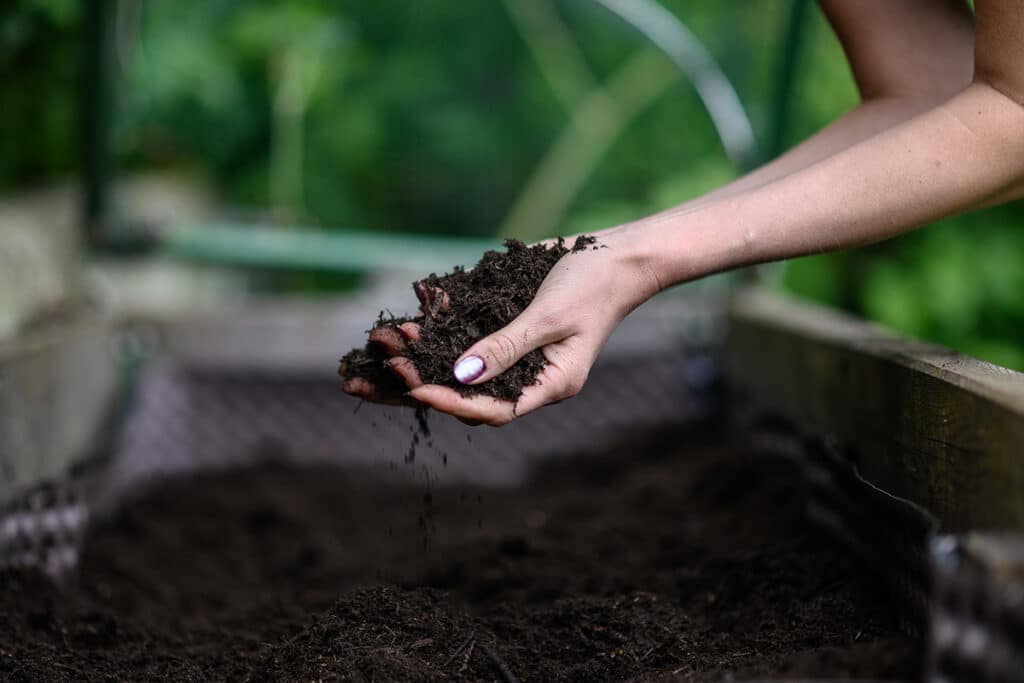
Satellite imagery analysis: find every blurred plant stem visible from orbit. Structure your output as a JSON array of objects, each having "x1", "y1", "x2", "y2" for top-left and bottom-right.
[
  {"x1": 500, "y1": 0, "x2": 597, "y2": 110},
  {"x1": 269, "y1": 31, "x2": 329, "y2": 222},
  {"x1": 498, "y1": 48, "x2": 675, "y2": 241}
]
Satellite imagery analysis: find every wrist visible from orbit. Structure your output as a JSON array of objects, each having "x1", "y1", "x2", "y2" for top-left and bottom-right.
[
  {"x1": 604, "y1": 219, "x2": 700, "y2": 297},
  {"x1": 601, "y1": 222, "x2": 673, "y2": 305},
  {"x1": 619, "y1": 200, "x2": 753, "y2": 289}
]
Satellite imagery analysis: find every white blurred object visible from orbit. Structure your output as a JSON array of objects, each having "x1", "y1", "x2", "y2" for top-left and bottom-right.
[{"x1": 0, "y1": 186, "x2": 83, "y2": 339}]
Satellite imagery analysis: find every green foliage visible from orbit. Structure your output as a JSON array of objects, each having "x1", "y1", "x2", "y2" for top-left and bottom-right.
[
  {"x1": 773, "y1": 6, "x2": 1024, "y2": 371},
  {"x1": 0, "y1": 0, "x2": 80, "y2": 188},
  {"x1": 1, "y1": 1, "x2": 1021, "y2": 368},
  {"x1": 782, "y1": 205, "x2": 1024, "y2": 370}
]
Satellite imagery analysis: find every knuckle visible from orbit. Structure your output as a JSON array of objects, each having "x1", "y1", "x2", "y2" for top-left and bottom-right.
[
  {"x1": 489, "y1": 332, "x2": 520, "y2": 365},
  {"x1": 559, "y1": 368, "x2": 589, "y2": 400},
  {"x1": 533, "y1": 305, "x2": 580, "y2": 337},
  {"x1": 535, "y1": 308, "x2": 564, "y2": 331}
]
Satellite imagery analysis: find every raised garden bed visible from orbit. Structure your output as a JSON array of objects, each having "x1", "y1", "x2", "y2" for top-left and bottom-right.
[
  {"x1": 0, "y1": 425, "x2": 916, "y2": 681},
  {"x1": 1, "y1": 288, "x2": 1022, "y2": 682}
]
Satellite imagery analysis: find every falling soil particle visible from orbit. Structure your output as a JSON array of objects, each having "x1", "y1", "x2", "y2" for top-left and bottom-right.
[
  {"x1": 0, "y1": 426, "x2": 920, "y2": 681},
  {"x1": 339, "y1": 237, "x2": 597, "y2": 401}
]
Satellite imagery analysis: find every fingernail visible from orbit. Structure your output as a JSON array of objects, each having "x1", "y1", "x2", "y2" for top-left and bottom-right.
[
  {"x1": 413, "y1": 281, "x2": 429, "y2": 305},
  {"x1": 453, "y1": 355, "x2": 485, "y2": 384}
]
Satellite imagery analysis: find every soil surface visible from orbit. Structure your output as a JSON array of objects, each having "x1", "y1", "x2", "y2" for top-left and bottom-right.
[
  {"x1": 0, "y1": 426, "x2": 920, "y2": 681},
  {"x1": 339, "y1": 237, "x2": 597, "y2": 401}
]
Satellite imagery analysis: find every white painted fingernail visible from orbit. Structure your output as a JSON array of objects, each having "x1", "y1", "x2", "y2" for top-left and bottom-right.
[{"x1": 453, "y1": 355, "x2": 485, "y2": 384}]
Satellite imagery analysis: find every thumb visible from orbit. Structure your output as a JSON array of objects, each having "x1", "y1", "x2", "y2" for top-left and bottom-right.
[{"x1": 452, "y1": 308, "x2": 568, "y2": 386}]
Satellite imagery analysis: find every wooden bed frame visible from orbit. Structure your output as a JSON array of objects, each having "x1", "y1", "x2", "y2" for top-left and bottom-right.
[{"x1": 724, "y1": 289, "x2": 1024, "y2": 533}]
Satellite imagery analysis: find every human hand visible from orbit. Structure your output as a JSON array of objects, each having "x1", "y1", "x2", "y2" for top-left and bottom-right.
[
  {"x1": 344, "y1": 227, "x2": 660, "y2": 425},
  {"x1": 339, "y1": 283, "x2": 447, "y2": 406}
]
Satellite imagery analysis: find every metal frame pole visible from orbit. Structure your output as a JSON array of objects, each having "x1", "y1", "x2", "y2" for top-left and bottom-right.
[{"x1": 81, "y1": 0, "x2": 115, "y2": 247}]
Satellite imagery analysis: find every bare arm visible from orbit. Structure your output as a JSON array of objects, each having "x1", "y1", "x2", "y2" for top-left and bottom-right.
[
  {"x1": 356, "y1": 0, "x2": 1024, "y2": 426},
  {"x1": 631, "y1": 0, "x2": 1024, "y2": 287},
  {"x1": 655, "y1": 0, "x2": 976, "y2": 219}
]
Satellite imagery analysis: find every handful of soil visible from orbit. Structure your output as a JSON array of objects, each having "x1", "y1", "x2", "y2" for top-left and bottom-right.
[{"x1": 340, "y1": 236, "x2": 596, "y2": 401}]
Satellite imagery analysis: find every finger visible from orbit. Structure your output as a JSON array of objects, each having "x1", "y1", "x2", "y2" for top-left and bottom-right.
[
  {"x1": 451, "y1": 309, "x2": 568, "y2": 386},
  {"x1": 386, "y1": 356, "x2": 423, "y2": 388},
  {"x1": 397, "y1": 322, "x2": 422, "y2": 342},
  {"x1": 342, "y1": 377, "x2": 373, "y2": 397},
  {"x1": 342, "y1": 376, "x2": 390, "y2": 403},
  {"x1": 408, "y1": 385, "x2": 517, "y2": 427},
  {"x1": 368, "y1": 325, "x2": 407, "y2": 356},
  {"x1": 342, "y1": 377, "x2": 414, "y2": 407},
  {"x1": 413, "y1": 281, "x2": 432, "y2": 307},
  {"x1": 414, "y1": 282, "x2": 450, "y2": 316}
]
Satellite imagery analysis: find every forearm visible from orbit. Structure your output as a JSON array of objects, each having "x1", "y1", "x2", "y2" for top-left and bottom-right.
[
  {"x1": 627, "y1": 83, "x2": 1024, "y2": 287},
  {"x1": 646, "y1": 0, "x2": 976, "y2": 225},
  {"x1": 647, "y1": 94, "x2": 957, "y2": 222}
]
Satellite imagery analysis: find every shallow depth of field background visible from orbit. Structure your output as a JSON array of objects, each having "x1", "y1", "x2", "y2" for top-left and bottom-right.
[{"x1": 3, "y1": 0, "x2": 1022, "y2": 368}]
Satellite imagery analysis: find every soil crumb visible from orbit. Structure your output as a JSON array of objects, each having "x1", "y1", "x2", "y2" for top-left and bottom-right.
[
  {"x1": 0, "y1": 427, "x2": 920, "y2": 681},
  {"x1": 339, "y1": 236, "x2": 597, "y2": 401}
]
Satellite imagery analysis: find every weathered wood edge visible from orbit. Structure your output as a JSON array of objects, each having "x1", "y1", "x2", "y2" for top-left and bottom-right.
[{"x1": 724, "y1": 288, "x2": 1024, "y2": 532}]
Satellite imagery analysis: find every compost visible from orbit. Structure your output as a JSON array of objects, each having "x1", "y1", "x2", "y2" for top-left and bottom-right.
[
  {"x1": 0, "y1": 426, "x2": 920, "y2": 681},
  {"x1": 339, "y1": 237, "x2": 597, "y2": 401}
]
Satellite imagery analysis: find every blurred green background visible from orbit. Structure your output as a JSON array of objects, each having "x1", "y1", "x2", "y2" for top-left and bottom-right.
[{"x1": 2, "y1": 0, "x2": 1021, "y2": 368}]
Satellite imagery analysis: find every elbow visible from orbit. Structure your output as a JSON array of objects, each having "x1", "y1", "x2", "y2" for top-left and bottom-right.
[
  {"x1": 859, "y1": 55, "x2": 974, "y2": 107},
  {"x1": 861, "y1": 69, "x2": 973, "y2": 107},
  {"x1": 914, "y1": 71, "x2": 975, "y2": 104},
  {"x1": 972, "y1": 77, "x2": 1024, "y2": 199},
  {"x1": 974, "y1": 69, "x2": 1024, "y2": 110}
]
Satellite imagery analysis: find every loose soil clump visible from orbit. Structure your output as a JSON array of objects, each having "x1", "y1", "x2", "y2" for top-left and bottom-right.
[
  {"x1": 0, "y1": 426, "x2": 920, "y2": 681},
  {"x1": 339, "y1": 237, "x2": 597, "y2": 401}
]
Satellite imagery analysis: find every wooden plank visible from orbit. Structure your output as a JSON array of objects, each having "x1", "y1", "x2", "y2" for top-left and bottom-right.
[{"x1": 724, "y1": 289, "x2": 1024, "y2": 532}]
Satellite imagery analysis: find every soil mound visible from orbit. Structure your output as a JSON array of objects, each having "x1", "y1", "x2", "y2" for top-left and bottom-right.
[
  {"x1": 0, "y1": 428, "x2": 920, "y2": 681},
  {"x1": 340, "y1": 237, "x2": 597, "y2": 400}
]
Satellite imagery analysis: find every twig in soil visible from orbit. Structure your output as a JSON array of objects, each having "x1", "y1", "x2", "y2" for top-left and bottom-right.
[
  {"x1": 442, "y1": 631, "x2": 476, "y2": 669},
  {"x1": 640, "y1": 636, "x2": 676, "y2": 663},
  {"x1": 459, "y1": 640, "x2": 476, "y2": 674},
  {"x1": 482, "y1": 644, "x2": 520, "y2": 683}
]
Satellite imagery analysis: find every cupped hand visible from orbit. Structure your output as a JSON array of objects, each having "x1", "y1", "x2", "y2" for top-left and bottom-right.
[
  {"x1": 340, "y1": 321, "x2": 426, "y2": 406},
  {"x1": 344, "y1": 226, "x2": 660, "y2": 425},
  {"x1": 340, "y1": 281, "x2": 444, "y2": 406}
]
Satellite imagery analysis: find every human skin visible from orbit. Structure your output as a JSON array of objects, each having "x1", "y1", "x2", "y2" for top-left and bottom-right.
[{"x1": 344, "y1": 0, "x2": 1024, "y2": 426}]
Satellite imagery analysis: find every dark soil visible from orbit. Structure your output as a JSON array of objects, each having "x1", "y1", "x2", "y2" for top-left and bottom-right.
[
  {"x1": 339, "y1": 237, "x2": 597, "y2": 401},
  {"x1": 0, "y1": 427, "x2": 920, "y2": 681},
  {"x1": 339, "y1": 343, "x2": 410, "y2": 398}
]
